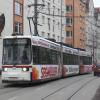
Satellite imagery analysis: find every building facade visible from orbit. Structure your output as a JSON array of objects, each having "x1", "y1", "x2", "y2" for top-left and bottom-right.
[
  {"x1": 13, "y1": 0, "x2": 24, "y2": 35},
  {"x1": 85, "y1": 0, "x2": 97, "y2": 63},
  {"x1": 65, "y1": 0, "x2": 86, "y2": 49},
  {"x1": 95, "y1": 8, "x2": 100, "y2": 64},
  {"x1": 24, "y1": 0, "x2": 66, "y2": 42}
]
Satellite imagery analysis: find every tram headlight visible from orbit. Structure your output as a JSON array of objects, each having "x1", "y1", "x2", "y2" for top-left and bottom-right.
[
  {"x1": 4, "y1": 68, "x2": 8, "y2": 72},
  {"x1": 22, "y1": 68, "x2": 29, "y2": 72}
]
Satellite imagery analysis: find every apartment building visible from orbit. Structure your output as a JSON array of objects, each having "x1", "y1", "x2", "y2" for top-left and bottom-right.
[
  {"x1": 95, "y1": 8, "x2": 100, "y2": 64},
  {"x1": 65, "y1": 0, "x2": 86, "y2": 49},
  {"x1": 13, "y1": 0, "x2": 24, "y2": 35},
  {"x1": 85, "y1": 0, "x2": 97, "y2": 63},
  {"x1": 24, "y1": 0, "x2": 66, "y2": 42}
]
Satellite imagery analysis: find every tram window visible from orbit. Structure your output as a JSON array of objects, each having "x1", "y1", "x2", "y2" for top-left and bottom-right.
[
  {"x1": 32, "y1": 46, "x2": 40, "y2": 64},
  {"x1": 89, "y1": 57, "x2": 92, "y2": 64},
  {"x1": 63, "y1": 53, "x2": 65, "y2": 64},
  {"x1": 74, "y1": 55, "x2": 78, "y2": 65},
  {"x1": 76, "y1": 55, "x2": 78, "y2": 64},
  {"x1": 72, "y1": 55, "x2": 75, "y2": 65},
  {"x1": 32, "y1": 46, "x2": 59, "y2": 64},
  {"x1": 80, "y1": 56, "x2": 83, "y2": 65},
  {"x1": 46, "y1": 49, "x2": 52, "y2": 64},
  {"x1": 67, "y1": 54, "x2": 70, "y2": 64},
  {"x1": 83, "y1": 56, "x2": 88, "y2": 65},
  {"x1": 69, "y1": 54, "x2": 73, "y2": 65},
  {"x1": 40, "y1": 47, "x2": 48, "y2": 64},
  {"x1": 51, "y1": 50, "x2": 58, "y2": 64},
  {"x1": 63, "y1": 53, "x2": 70, "y2": 65}
]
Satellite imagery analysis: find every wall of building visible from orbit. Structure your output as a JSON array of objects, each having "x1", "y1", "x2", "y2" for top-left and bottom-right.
[
  {"x1": 65, "y1": 0, "x2": 74, "y2": 46},
  {"x1": 0, "y1": 0, "x2": 13, "y2": 37},
  {"x1": 65, "y1": 0, "x2": 86, "y2": 49},
  {"x1": 24, "y1": 0, "x2": 66, "y2": 42},
  {"x1": 13, "y1": 0, "x2": 24, "y2": 35},
  {"x1": 74, "y1": 0, "x2": 86, "y2": 49},
  {"x1": 85, "y1": 0, "x2": 97, "y2": 63},
  {"x1": 95, "y1": 9, "x2": 100, "y2": 64}
]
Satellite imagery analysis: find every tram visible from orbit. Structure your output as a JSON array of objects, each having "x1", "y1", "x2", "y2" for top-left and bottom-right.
[{"x1": 1, "y1": 35, "x2": 92, "y2": 83}]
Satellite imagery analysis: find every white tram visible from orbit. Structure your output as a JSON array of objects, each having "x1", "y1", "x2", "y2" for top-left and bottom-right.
[{"x1": 1, "y1": 36, "x2": 92, "y2": 83}]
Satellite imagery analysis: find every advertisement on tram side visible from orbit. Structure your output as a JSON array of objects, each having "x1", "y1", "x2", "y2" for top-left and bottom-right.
[
  {"x1": 32, "y1": 65, "x2": 60, "y2": 80},
  {"x1": 63, "y1": 65, "x2": 79, "y2": 77}
]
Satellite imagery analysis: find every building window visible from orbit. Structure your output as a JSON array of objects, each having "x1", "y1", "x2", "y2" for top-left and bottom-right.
[
  {"x1": 62, "y1": 37, "x2": 64, "y2": 42},
  {"x1": 58, "y1": 8, "x2": 60, "y2": 15},
  {"x1": 42, "y1": 32, "x2": 45, "y2": 37},
  {"x1": 53, "y1": 6, "x2": 55, "y2": 17},
  {"x1": 48, "y1": 2, "x2": 50, "y2": 14},
  {"x1": 47, "y1": 33, "x2": 50, "y2": 38},
  {"x1": 15, "y1": 2, "x2": 23, "y2": 16},
  {"x1": 53, "y1": 34, "x2": 55, "y2": 39},
  {"x1": 66, "y1": 5, "x2": 72, "y2": 13},
  {"x1": 57, "y1": 36, "x2": 60, "y2": 42},
  {"x1": 42, "y1": 0, "x2": 45, "y2": 6},
  {"x1": 66, "y1": 31, "x2": 72, "y2": 37},
  {"x1": 66, "y1": 17, "x2": 72, "y2": 26},
  {"x1": 14, "y1": 22, "x2": 23, "y2": 34},
  {"x1": 53, "y1": 0, "x2": 55, "y2": 3},
  {"x1": 53, "y1": 20, "x2": 55, "y2": 32},
  {"x1": 48, "y1": 18, "x2": 51, "y2": 30},
  {"x1": 42, "y1": 16, "x2": 45, "y2": 24}
]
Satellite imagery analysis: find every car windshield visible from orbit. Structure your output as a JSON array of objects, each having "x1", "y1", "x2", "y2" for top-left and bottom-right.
[{"x1": 2, "y1": 38, "x2": 31, "y2": 65}]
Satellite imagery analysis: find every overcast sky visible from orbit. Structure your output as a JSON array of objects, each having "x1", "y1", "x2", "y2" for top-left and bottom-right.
[{"x1": 93, "y1": 0, "x2": 100, "y2": 7}]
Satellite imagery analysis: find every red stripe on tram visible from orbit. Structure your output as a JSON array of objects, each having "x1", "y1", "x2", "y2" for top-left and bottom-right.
[{"x1": 2, "y1": 66, "x2": 32, "y2": 68}]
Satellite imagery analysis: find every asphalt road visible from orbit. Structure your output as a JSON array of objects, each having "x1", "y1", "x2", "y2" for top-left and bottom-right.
[{"x1": 0, "y1": 74, "x2": 100, "y2": 100}]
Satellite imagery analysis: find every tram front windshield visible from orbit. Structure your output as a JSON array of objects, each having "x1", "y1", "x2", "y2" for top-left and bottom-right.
[{"x1": 3, "y1": 38, "x2": 31, "y2": 65}]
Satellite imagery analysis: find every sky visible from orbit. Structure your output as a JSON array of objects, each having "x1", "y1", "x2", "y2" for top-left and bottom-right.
[{"x1": 93, "y1": 0, "x2": 100, "y2": 7}]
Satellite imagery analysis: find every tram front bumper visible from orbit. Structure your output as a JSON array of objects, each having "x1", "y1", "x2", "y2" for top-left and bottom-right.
[{"x1": 2, "y1": 72, "x2": 31, "y2": 83}]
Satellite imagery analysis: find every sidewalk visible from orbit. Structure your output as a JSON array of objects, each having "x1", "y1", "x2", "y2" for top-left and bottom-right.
[{"x1": 93, "y1": 86, "x2": 100, "y2": 100}]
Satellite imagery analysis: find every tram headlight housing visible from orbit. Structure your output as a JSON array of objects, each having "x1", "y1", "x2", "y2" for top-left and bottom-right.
[
  {"x1": 4, "y1": 68, "x2": 8, "y2": 72},
  {"x1": 22, "y1": 68, "x2": 29, "y2": 72}
]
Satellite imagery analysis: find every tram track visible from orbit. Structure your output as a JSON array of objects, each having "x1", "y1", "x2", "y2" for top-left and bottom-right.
[
  {"x1": 0, "y1": 83, "x2": 33, "y2": 96},
  {"x1": 66, "y1": 78, "x2": 96, "y2": 100},
  {"x1": 41, "y1": 75, "x2": 97, "y2": 100},
  {"x1": 0, "y1": 74, "x2": 96, "y2": 100},
  {"x1": 0, "y1": 86, "x2": 24, "y2": 96}
]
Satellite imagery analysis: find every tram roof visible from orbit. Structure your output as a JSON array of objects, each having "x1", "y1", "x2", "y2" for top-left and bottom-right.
[
  {"x1": 3, "y1": 35, "x2": 59, "y2": 45},
  {"x1": 79, "y1": 50, "x2": 91, "y2": 57},
  {"x1": 3, "y1": 35, "x2": 32, "y2": 39}
]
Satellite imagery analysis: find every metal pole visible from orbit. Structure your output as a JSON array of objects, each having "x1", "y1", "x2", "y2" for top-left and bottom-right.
[
  {"x1": 73, "y1": 0, "x2": 74, "y2": 47},
  {"x1": 34, "y1": 0, "x2": 38, "y2": 36},
  {"x1": 60, "y1": 0, "x2": 63, "y2": 74},
  {"x1": 93, "y1": 32, "x2": 94, "y2": 64}
]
